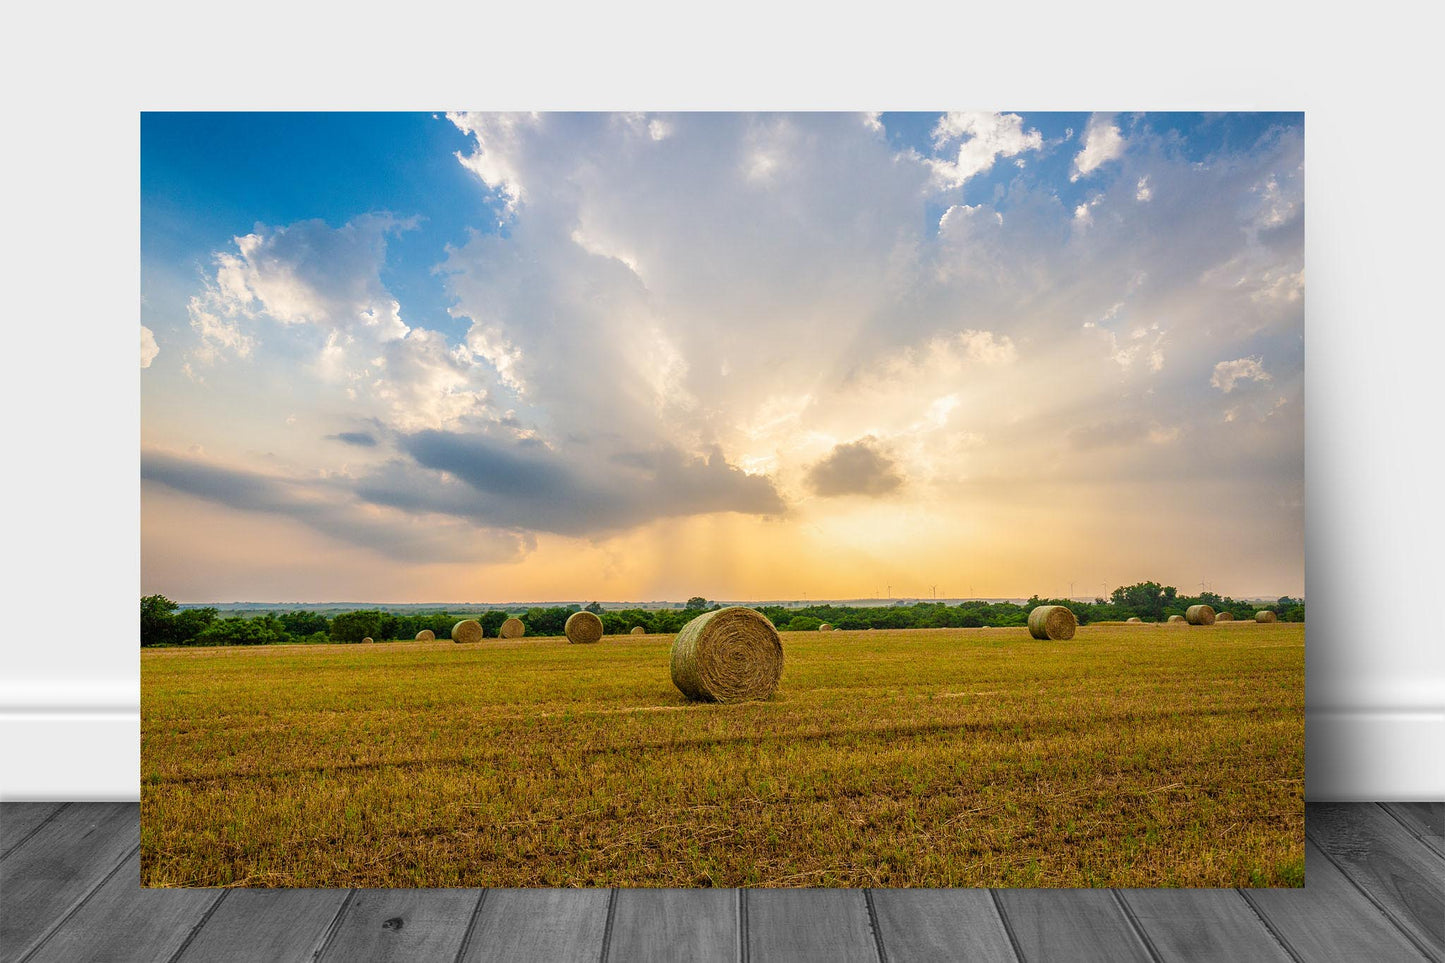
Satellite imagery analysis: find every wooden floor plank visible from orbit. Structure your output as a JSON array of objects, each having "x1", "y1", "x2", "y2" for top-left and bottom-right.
[
  {"x1": 606, "y1": 888, "x2": 736, "y2": 963},
  {"x1": 1382, "y1": 803, "x2": 1445, "y2": 858},
  {"x1": 1246, "y1": 839, "x2": 1434, "y2": 963},
  {"x1": 993, "y1": 890, "x2": 1153, "y2": 963},
  {"x1": 0, "y1": 802, "x2": 138, "y2": 962},
  {"x1": 317, "y1": 889, "x2": 481, "y2": 963},
  {"x1": 175, "y1": 889, "x2": 351, "y2": 962},
  {"x1": 1119, "y1": 888, "x2": 1290, "y2": 962},
  {"x1": 0, "y1": 802, "x2": 66, "y2": 858},
  {"x1": 868, "y1": 889, "x2": 1018, "y2": 962},
  {"x1": 25, "y1": 850, "x2": 219, "y2": 963},
  {"x1": 746, "y1": 889, "x2": 878, "y2": 963},
  {"x1": 459, "y1": 889, "x2": 610, "y2": 963},
  {"x1": 1307, "y1": 801, "x2": 1445, "y2": 958}
]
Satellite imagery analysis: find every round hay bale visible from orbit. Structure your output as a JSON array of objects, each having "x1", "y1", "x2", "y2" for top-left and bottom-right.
[
  {"x1": 565, "y1": 611, "x2": 604, "y2": 644},
  {"x1": 451, "y1": 619, "x2": 483, "y2": 644},
  {"x1": 361, "y1": 637, "x2": 373, "y2": 644},
  {"x1": 818, "y1": 623, "x2": 834, "y2": 632},
  {"x1": 499, "y1": 617, "x2": 525, "y2": 638},
  {"x1": 1126, "y1": 617, "x2": 1142, "y2": 623},
  {"x1": 670, "y1": 606, "x2": 783, "y2": 703},
  {"x1": 415, "y1": 629, "x2": 436, "y2": 642},
  {"x1": 1185, "y1": 604, "x2": 1216, "y2": 626},
  {"x1": 1215, "y1": 612, "x2": 1234, "y2": 622},
  {"x1": 1167, "y1": 614, "x2": 1186, "y2": 624},
  {"x1": 630, "y1": 625, "x2": 646, "y2": 635},
  {"x1": 1027, "y1": 605, "x2": 1076, "y2": 641},
  {"x1": 1255, "y1": 610, "x2": 1278, "y2": 623}
]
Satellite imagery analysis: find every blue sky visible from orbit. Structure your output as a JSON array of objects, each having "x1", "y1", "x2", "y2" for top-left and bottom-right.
[{"x1": 141, "y1": 112, "x2": 1304, "y2": 602}]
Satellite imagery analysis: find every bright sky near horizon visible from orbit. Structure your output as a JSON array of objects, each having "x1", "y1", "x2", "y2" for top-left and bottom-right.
[{"x1": 140, "y1": 111, "x2": 1303, "y2": 603}]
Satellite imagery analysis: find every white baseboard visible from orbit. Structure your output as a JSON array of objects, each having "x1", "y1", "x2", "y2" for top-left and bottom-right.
[
  {"x1": 1304, "y1": 708, "x2": 1445, "y2": 801},
  {"x1": 0, "y1": 712, "x2": 140, "y2": 801},
  {"x1": 1, "y1": 698, "x2": 1440, "y2": 802}
]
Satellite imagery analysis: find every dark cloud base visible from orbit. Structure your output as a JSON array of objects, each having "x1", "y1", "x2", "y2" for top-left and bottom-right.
[{"x1": 806, "y1": 437, "x2": 904, "y2": 498}]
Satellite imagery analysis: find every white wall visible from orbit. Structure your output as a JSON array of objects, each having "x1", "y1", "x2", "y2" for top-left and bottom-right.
[{"x1": 1, "y1": 0, "x2": 1441, "y2": 800}]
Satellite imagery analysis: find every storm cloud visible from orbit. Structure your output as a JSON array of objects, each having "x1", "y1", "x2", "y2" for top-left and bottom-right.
[
  {"x1": 142, "y1": 450, "x2": 526, "y2": 563},
  {"x1": 352, "y1": 430, "x2": 786, "y2": 536}
]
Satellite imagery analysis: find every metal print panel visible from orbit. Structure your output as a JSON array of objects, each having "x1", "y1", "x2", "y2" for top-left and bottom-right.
[{"x1": 140, "y1": 111, "x2": 1304, "y2": 887}]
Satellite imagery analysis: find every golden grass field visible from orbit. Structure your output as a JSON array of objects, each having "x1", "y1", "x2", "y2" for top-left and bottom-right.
[{"x1": 141, "y1": 622, "x2": 1304, "y2": 888}]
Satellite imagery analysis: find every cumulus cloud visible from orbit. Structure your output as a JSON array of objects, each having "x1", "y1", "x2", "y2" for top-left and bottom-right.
[
  {"x1": 806, "y1": 437, "x2": 904, "y2": 497},
  {"x1": 446, "y1": 112, "x2": 540, "y2": 214},
  {"x1": 1211, "y1": 356, "x2": 1272, "y2": 393},
  {"x1": 140, "y1": 325, "x2": 158, "y2": 368},
  {"x1": 927, "y1": 111, "x2": 1043, "y2": 188},
  {"x1": 1072, "y1": 113, "x2": 1126, "y2": 181},
  {"x1": 200, "y1": 214, "x2": 413, "y2": 342},
  {"x1": 186, "y1": 215, "x2": 491, "y2": 431}
]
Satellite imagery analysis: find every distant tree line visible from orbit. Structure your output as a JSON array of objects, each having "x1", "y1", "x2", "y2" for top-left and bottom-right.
[{"x1": 139, "y1": 583, "x2": 1303, "y2": 647}]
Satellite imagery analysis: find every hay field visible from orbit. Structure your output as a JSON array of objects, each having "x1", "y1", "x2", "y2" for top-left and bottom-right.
[{"x1": 141, "y1": 623, "x2": 1304, "y2": 888}]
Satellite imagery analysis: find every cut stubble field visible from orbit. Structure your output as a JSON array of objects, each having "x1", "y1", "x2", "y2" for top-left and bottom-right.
[{"x1": 141, "y1": 622, "x2": 1304, "y2": 888}]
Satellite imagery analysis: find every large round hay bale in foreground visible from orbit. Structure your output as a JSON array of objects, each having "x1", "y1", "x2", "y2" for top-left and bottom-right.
[
  {"x1": 1185, "y1": 604, "x2": 1216, "y2": 626},
  {"x1": 1167, "y1": 615, "x2": 1186, "y2": 624},
  {"x1": 361, "y1": 637, "x2": 373, "y2": 644},
  {"x1": 1255, "y1": 610, "x2": 1278, "y2": 623},
  {"x1": 499, "y1": 617, "x2": 525, "y2": 638},
  {"x1": 1126, "y1": 617, "x2": 1142, "y2": 623},
  {"x1": 671, "y1": 606, "x2": 783, "y2": 703},
  {"x1": 415, "y1": 629, "x2": 436, "y2": 642},
  {"x1": 1027, "y1": 605, "x2": 1076, "y2": 641},
  {"x1": 1215, "y1": 612, "x2": 1233, "y2": 622},
  {"x1": 818, "y1": 623, "x2": 834, "y2": 632},
  {"x1": 630, "y1": 625, "x2": 646, "y2": 635},
  {"x1": 565, "y1": 611, "x2": 604, "y2": 644},
  {"x1": 451, "y1": 619, "x2": 483, "y2": 644}
]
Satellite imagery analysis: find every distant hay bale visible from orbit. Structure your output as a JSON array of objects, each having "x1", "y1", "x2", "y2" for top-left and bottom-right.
[
  {"x1": 499, "y1": 617, "x2": 525, "y2": 639},
  {"x1": 1167, "y1": 615, "x2": 1186, "y2": 624},
  {"x1": 670, "y1": 606, "x2": 783, "y2": 703},
  {"x1": 1215, "y1": 612, "x2": 1234, "y2": 622},
  {"x1": 1185, "y1": 604, "x2": 1216, "y2": 626},
  {"x1": 1126, "y1": 617, "x2": 1142, "y2": 623},
  {"x1": 451, "y1": 619, "x2": 483, "y2": 644},
  {"x1": 565, "y1": 611, "x2": 604, "y2": 644},
  {"x1": 415, "y1": 629, "x2": 435, "y2": 642},
  {"x1": 818, "y1": 623, "x2": 834, "y2": 632},
  {"x1": 1027, "y1": 605, "x2": 1076, "y2": 641},
  {"x1": 361, "y1": 637, "x2": 373, "y2": 644},
  {"x1": 1255, "y1": 610, "x2": 1278, "y2": 623},
  {"x1": 630, "y1": 626, "x2": 646, "y2": 635}
]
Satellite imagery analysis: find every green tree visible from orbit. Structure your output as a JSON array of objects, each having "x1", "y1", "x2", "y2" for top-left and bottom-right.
[
  {"x1": 140, "y1": 594, "x2": 178, "y2": 646},
  {"x1": 171, "y1": 607, "x2": 218, "y2": 645},
  {"x1": 584, "y1": 601, "x2": 605, "y2": 615},
  {"x1": 196, "y1": 616, "x2": 289, "y2": 646},
  {"x1": 685, "y1": 596, "x2": 709, "y2": 610},
  {"x1": 1109, "y1": 582, "x2": 1177, "y2": 621},
  {"x1": 329, "y1": 610, "x2": 385, "y2": 643},
  {"x1": 280, "y1": 611, "x2": 329, "y2": 637}
]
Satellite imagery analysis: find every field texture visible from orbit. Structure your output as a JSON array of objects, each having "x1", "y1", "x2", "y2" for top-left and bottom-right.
[{"x1": 141, "y1": 623, "x2": 1304, "y2": 888}]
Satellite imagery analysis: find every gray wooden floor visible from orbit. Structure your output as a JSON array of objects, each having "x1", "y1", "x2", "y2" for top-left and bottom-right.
[{"x1": 1, "y1": 803, "x2": 1440, "y2": 962}]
